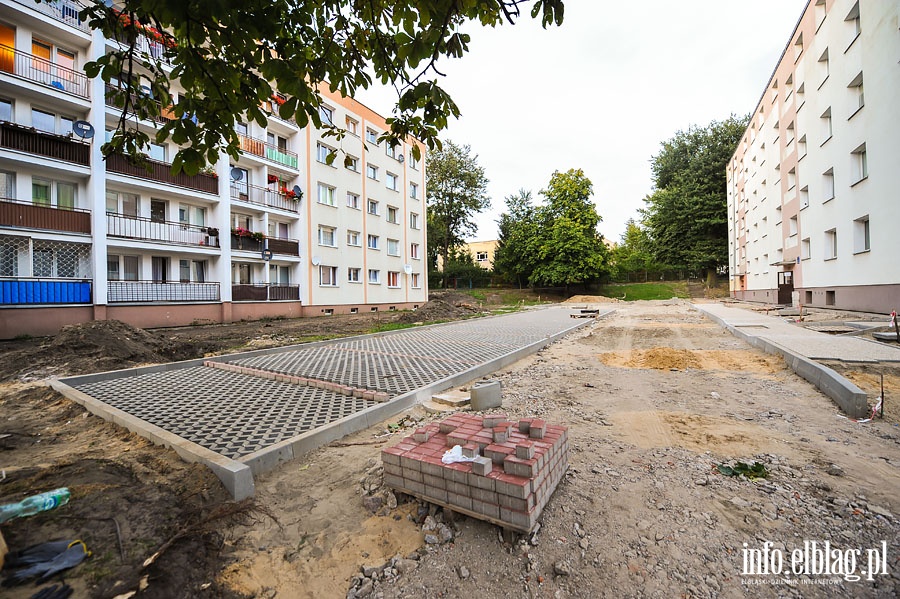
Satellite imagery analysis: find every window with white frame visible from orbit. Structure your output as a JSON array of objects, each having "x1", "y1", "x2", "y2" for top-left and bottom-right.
[
  {"x1": 820, "y1": 107, "x2": 832, "y2": 143},
  {"x1": 801, "y1": 237, "x2": 811, "y2": 260},
  {"x1": 319, "y1": 105, "x2": 334, "y2": 126},
  {"x1": 347, "y1": 192, "x2": 360, "y2": 209},
  {"x1": 411, "y1": 272, "x2": 421, "y2": 288},
  {"x1": 347, "y1": 230, "x2": 360, "y2": 246},
  {"x1": 366, "y1": 128, "x2": 378, "y2": 144},
  {"x1": 850, "y1": 143, "x2": 867, "y2": 183},
  {"x1": 387, "y1": 238, "x2": 400, "y2": 256},
  {"x1": 32, "y1": 178, "x2": 76, "y2": 209},
  {"x1": 269, "y1": 264, "x2": 290, "y2": 285},
  {"x1": 800, "y1": 186, "x2": 809, "y2": 209},
  {"x1": 318, "y1": 225, "x2": 336, "y2": 247},
  {"x1": 787, "y1": 167, "x2": 796, "y2": 190},
  {"x1": 317, "y1": 183, "x2": 336, "y2": 206},
  {"x1": 386, "y1": 172, "x2": 398, "y2": 191},
  {"x1": 853, "y1": 216, "x2": 870, "y2": 253},
  {"x1": 0, "y1": 98, "x2": 12, "y2": 122},
  {"x1": 319, "y1": 265, "x2": 338, "y2": 286},
  {"x1": 824, "y1": 229, "x2": 837, "y2": 259},
  {"x1": 367, "y1": 234, "x2": 379, "y2": 250},
  {"x1": 818, "y1": 48, "x2": 829, "y2": 86},
  {"x1": 845, "y1": 2, "x2": 860, "y2": 46},
  {"x1": 179, "y1": 259, "x2": 208, "y2": 283},
  {"x1": 31, "y1": 108, "x2": 73, "y2": 136},
  {"x1": 814, "y1": 0, "x2": 826, "y2": 29},
  {"x1": 316, "y1": 143, "x2": 333, "y2": 164},
  {"x1": 409, "y1": 182, "x2": 418, "y2": 199},
  {"x1": 386, "y1": 205, "x2": 399, "y2": 223},
  {"x1": 410, "y1": 242, "x2": 420, "y2": 259},
  {"x1": 346, "y1": 116, "x2": 359, "y2": 136},
  {"x1": 347, "y1": 267, "x2": 361, "y2": 283},
  {"x1": 409, "y1": 212, "x2": 420, "y2": 229},
  {"x1": 366, "y1": 164, "x2": 378, "y2": 180},
  {"x1": 267, "y1": 132, "x2": 288, "y2": 151},
  {"x1": 789, "y1": 215, "x2": 798, "y2": 237},
  {"x1": 345, "y1": 155, "x2": 359, "y2": 172},
  {"x1": 387, "y1": 271, "x2": 400, "y2": 288},
  {"x1": 409, "y1": 154, "x2": 418, "y2": 170},
  {"x1": 386, "y1": 144, "x2": 397, "y2": 159},
  {"x1": 848, "y1": 72, "x2": 864, "y2": 115},
  {"x1": 367, "y1": 199, "x2": 379, "y2": 215},
  {"x1": 368, "y1": 269, "x2": 380, "y2": 284},
  {"x1": 476, "y1": 251, "x2": 488, "y2": 262},
  {"x1": 823, "y1": 168, "x2": 834, "y2": 201},
  {"x1": 0, "y1": 171, "x2": 13, "y2": 199}
]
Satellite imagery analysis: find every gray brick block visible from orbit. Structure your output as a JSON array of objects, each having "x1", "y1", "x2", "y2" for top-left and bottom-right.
[
  {"x1": 472, "y1": 498, "x2": 500, "y2": 519},
  {"x1": 446, "y1": 467, "x2": 470, "y2": 484},
  {"x1": 404, "y1": 469, "x2": 424, "y2": 483},
  {"x1": 423, "y1": 473, "x2": 446, "y2": 489},
  {"x1": 470, "y1": 486, "x2": 498, "y2": 504},
  {"x1": 448, "y1": 492, "x2": 473, "y2": 511},
  {"x1": 424, "y1": 487, "x2": 449, "y2": 503},
  {"x1": 383, "y1": 463, "x2": 403, "y2": 477},
  {"x1": 421, "y1": 462, "x2": 444, "y2": 477},
  {"x1": 383, "y1": 473, "x2": 404, "y2": 489},
  {"x1": 500, "y1": 506, "x2": 534, "y2": 531},
  {"x1": 400, "y1": 455, "x2": 422, "y2": 471},
  {"x1": 467, "y1": 471, "x2": 495, "y2": 491},
  {"x1": 381, "y1": 452, "x2": 401, "y2": 466},
  {"x1": 404, "y1": 479, "x2": 425, "y2": 494}
]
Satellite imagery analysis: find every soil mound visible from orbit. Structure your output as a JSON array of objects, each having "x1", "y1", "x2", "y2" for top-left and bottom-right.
[
  {"x1": 564, "y1": 294, "x2": 621, "y2": 304},
  {"x1": 397, "y1": 298, "x2": 479, "y2": 324}
]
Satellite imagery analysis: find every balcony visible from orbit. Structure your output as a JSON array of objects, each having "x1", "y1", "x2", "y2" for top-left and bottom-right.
[
  {"x1": 109, "y1": 31, "x2": 174, "y2": 67},
  {"x1": 0, "y1": 44, "x2": 89, "y2": 98},
  {"x1": 105, "y1": 84, "x2": 175, "y2": 125},
  {"x1": 11, "y1": 0, "x2": 91, "y2": 33},
  {"x1": 107, "y1": 213, "x2": 220, "y2": 247},
  {"x1": 108, "y1": 281, "x2": 220, "y2": 303},
  {"x1": 230, "y1": 233, "x2": 299, "y2": 256},
  {"x1": 0, "y1": 278, "x2": 92, "y2": 305},
  {"x1": 0, "y1": 121, "x2": 90, "y2": 165},
  {"x1": 232, "y1": 284, "x2": 300, "y2": 302},
  {"x1": 106, "y1": 153, "x2": 219, "y2": 194},
  {"x1": 1, "y1": 197, "x2": 91, "y2": 234},
  {"x1": 230, "y1": 182, "x2": 299, "y2": 213},
  {"x1": 236, "y1": 133, "x2": 299, "y2": 169}
]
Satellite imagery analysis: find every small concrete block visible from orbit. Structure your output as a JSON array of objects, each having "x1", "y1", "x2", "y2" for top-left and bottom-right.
[
  {"x1": 529, "y1": 419, "x2": 546, "y2": 439},
  {"x1": 445, "y1": 464, "x2": 471, "y2": 484},
  {"x1": 448, "y1": 492, "x2": 473, "y2": 511},
  {"x1": 471, "y1": 380, "x2": 502, "y2": 411},
  {"x1": 421, "y1": 461, "x2": 444, "y2": 477},
  {"x1": 413, "y1": 428, "x2": 431, "y2": 443},
  {"x1": 404, "y1": 479, "x2": 426, "y2": 495},
  {"x1": 353, "y1": 389, "x2": 364, "y2": 398},
  {"x1": 504, "y1": 455, "x2": 538, "y2": 479},
  {"x1": 498, "y1": 473, "x2": 530, "y2": 499},
  {"x1": 462, "y1": 442, "x2": 480, "y2": 458},
  {"x1": 362, "y1": 390, "x2": 376, "y2": 400},
  {"x1": 472, "y1": 498, "x2": 500, "y2": 519},
  {"x1": 425, "y1": 487, "x2": 449, "y2": 503},
  {"x1": 470, "y1": 486, "x2": 498, "y2": 504},
  {"x1": 383, "y1": 473, "x2": 404, "y2": 489},
  {"x1": 400, "y1": 455, "x2": 422, "y2": 472},
  {"x1": 482, "y1": 413, "x2": 509, "y2": 428},
  {"x1": 447, "y1": 433, "x2": 469, "y2": 447},
  {"x1": 439, "y1": 422, "x2": 459, "y2": 434},
  {"x1": 516, "y1": 442, "x2": 535, "y2": 460},
  {"x1": 374, "y1": 392, "x2": 390, "y2": 402},
  {"x1": 423, "y1": 473, "x2": 446, "y2": 489},
  {"x1": 447, "y1": 480, "x2": 470, "y2": 496},
  {"x1": 472, "y1": 455, "x2": 493, "y2": 476},
  {"x1": 484, "y1": 444, "x2": 515, "y2": 465},
  {"x1": 403, "y1": 468, "x2": 424, "y2": 483},
  {"x1": 383, "y1": 463, "x2": 403, "y2": 477},
  {"x1": 467, "y1": 471, "x2": 496, "y2": 491},
  {"x1": 498, "y1": 493, "x2": 530, "y2": 512},
  {"x1": 492, "y1": 426, "x2": 509, "y2": 444},
  {"x1": 499, "y1": 507, "x2": 533, "y2": 532}
]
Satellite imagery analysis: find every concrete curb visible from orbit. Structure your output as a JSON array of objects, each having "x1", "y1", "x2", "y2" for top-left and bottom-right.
[{"x1": 694, "y1": 304, "x2": 868, "y2": 418}]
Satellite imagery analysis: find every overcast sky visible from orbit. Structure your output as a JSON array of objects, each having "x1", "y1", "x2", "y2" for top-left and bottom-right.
[{"x1": 358, "y1": 0, "x2": 809, "y2": 243}]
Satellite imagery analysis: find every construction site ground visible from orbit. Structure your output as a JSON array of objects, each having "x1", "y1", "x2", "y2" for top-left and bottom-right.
[{"x1": 1, "y1": 295, "x2": 899, "y2": 598}]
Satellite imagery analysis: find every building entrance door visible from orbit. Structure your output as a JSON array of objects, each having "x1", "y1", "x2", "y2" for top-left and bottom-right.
[{"x1": 777, "y1": 271, "x2": 794, "y2": 304}]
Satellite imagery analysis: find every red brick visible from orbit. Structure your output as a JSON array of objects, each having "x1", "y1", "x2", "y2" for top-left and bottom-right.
[
  {"x1": 403, "y1": 469, "x2": 423, "y2": 483},
  {"x1": 447, "y1": 433, "x2": 469, "y2": 447},
  {"x1": 472, "y1": 455, "x2": 492, "y2": 476},
  {"x1": 446, "y1": 480, "x2": 470, "y2": 496},
  {"x1": 462, "y1": 443, "x2": 480, "y2": 458},
  {"x1": 413, "y1": 428, "x2": 431, "y2": 443},
  {"x1": 515, "y1": 441, "x2": 535, "y2": 460},
  {"x1": 482, "y1": 413, "x2": 508, "y2": 428},
  {"x1": 484, "y1": 444, "x2": 515, "y2": 464},
  {"x1": 498, "y1": 492, "x2": 533, "y2": 512},
  {"x1": 497, "y1": 473, "x2": 530, "y2": 499},
  {"x1": 504, "y1": 455, "x2": 538, "y2": 478},
  {"x1": 492, "y1": 426, "x2": 509, "y2": 444},
  {"x1": 529, "y1": 419, "x2": 546, "y2": 439},
  {"x1": 470, "y1": 486, "x2": 498, "y2": 504}
]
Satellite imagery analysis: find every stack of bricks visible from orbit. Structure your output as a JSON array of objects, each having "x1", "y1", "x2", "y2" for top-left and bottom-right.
[{"x1": 381, "y1": 413, "x2": 568, "y2": 533}]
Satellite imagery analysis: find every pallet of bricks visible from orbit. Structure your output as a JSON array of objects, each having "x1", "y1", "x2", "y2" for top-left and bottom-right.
[{"x1": 381, "y1": 412, "x2": 568, "y2": 533}]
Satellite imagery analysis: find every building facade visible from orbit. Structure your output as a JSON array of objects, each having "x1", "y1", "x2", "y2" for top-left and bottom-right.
[
  {"x1": 727, "y1": 0, "x2": 899, "y2": 313},
  {"x1": 0, "y1": 0, "x2": 427, "y2": 338}
]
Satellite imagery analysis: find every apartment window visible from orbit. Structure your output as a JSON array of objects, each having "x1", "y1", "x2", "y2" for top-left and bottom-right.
[
  {"x1": 231, "y1": 213, "x2": 252, "y2": 230},
  {"x1": 824, "y1": 229, "x2": 837, "y2": 260},
  {"x1": 151, "y1": 256, "x2": 169, "y2": 282},
  {"x1": 800, "y1": 186, "x2": 809, "y2": 209},
  {"x1": 409, "y1": 212, "x2": 420, "y2": 229},
  {"x1": 235, "y1": 122, "x2": 249, "y2": 136},
  {"x1": 31, "y1": 178, "x2": 51, "y2": 206},
  {"x1": 106, "y1": 190, "x2": 139, "y2": 216},
  {"x1": 269, "y1": 264, "x2": 290, "y2": 285},
  {"x1": 476, "y1": 251, "x2": 488, "y2": 262},
  {"x1": 796, "y1": 82, "x2": 805, "y2": 109},
  {"x1": 823, "y1": 168, "x2": 835, "y2": 201},
  {"x1": 814, "y1": 0, "x2": 827, "y2": 29},
  {"x1": 367, "y1": 234, "x2": 379, "y2": 250},
  {"x1": 150, "y1": 199, "x2": 167, "y2": 222},
  {"x1": 848, "y1": 72, "x2": 864, "y2": 116},
  {"x1": 31, "y1": 108, "x2": 73, "y2": 136},
  {"x1": 0, "y1": 98, "x2": 11, "y2": 122},
  {"x1": 787, "y1": 167, "x2": 796, "y2": 190},
  {"x1": 366, "y1": 128, "x2": 378, "y2": 144},
  {"x1": 409, "y1": 154, "x2": 418, "y2": 170},
  {"x1": 793, "y1": 33, "x2": 803, "y2": 61},
  {"x1": 387, "y1": 271, "x2": 400, "y2": 288},
  {"x1": 346, "y1": 117, "x2": 359, "y2": 136},
  {"x1": 845, "y1": 2, "x2": 860, "y2": 47},
  {"x1": 817, "y1": 48, "x2": 829, "y2": 88},
  {"x1": 179, "y1": 259, "x2": 207, "y2": 283},
  {"x1": 147, "y1": 142, "x2": 166, "y2": 162},
  {"x1": 386, "y1": 144, "x2": 397, "y2": 160},
  {"x1": 367, "y1": 199, "x2": 379, "y2": 215},
  {"x1": 319, "y1": 105, "x2": 334, "y2": 126},
  {"x1": 850, "y1": 144, "x2": 867, "y2": 184},
  {"x1": 789, "y1": 215, "x2": 798, "y2": 237},
  {"x1": 801, "y1": 238, "x2": 811, "y2": 260},
  {"x1": 319, "y1": 265, "x2": 338, "y2": 286},
  {"x1": 853, "y1": 216, "x2": 870, "y2": 254},
  {"x1": 317, "y1": 183, "x2": 336, "y2": 206},
  {"x1": 820, "y1": 108, "x2": 832, "y2": 144},
  {"x1": 347, "y1": 267, "x2": 361, "y2": 283},
  {"x1": 368, "y1": 269, "x2": 380, "y2": 284},
  {"x1": 345, "y1": 156, "x2": 359, "y2": 172},
  {"x1": 347, "y1": 230, "x2": 360, "y2": 246},
  {"x1": 267, "y1": 221, "x2": 288, "y2": 239},
  {"x1": 386, "y1": 205, "x2": 399, "y2": 224},
  {"x1": 410, "y1": 243, "x2": 420, "y2": 259},
  {"x1": 798, "y1": 134, "x2": 807, "y2": 159},
  {"x1": 267, "y1": 132, "x2": 288, "y2": 151},
  {"x1": 347, "y1": 192, "x2": 360, "y2": 209},
  {"x1": 410, "y1": 272, "x2": 421, "y2": 288},
  {"x1": 386, "y1": 172, "x2": 398, "y2": 191},
  {"x1": 107, "y1": 256, "x2": 121, "y2": 281},
  {"x1": 0, "y1": 171, "x2": 13, "y2": 199},
  {"x1": 316, "y1": 143, "x2": 333, "y2": 164},
  {"x1": 366, "y1": 164, "x2": 378, "y2": 180},
  {"x1": 387, "y1": 238, "x2": 400, "y2": 256},
  {"x1": 318, "y1": 225, "x2": 336, "y2": 247},
  {"x1": 410, "y1": 182, "x2": 419, "y2": 199}
]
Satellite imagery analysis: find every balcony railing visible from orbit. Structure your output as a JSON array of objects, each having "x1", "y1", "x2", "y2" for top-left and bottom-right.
[
  {"x1": 109, "y1": 30, "x2": 173, "y2": 67},
  {"x1": 0, "y1": 44, "x2": 89, "y2": 98},
  {"x1": 232, "y1": 284, "x2": 300, "y2": 302},
  {"x1": 0, "y1": 278, "x2": 92, "y2": 305},
  {"x1": 104, "y1": 84, "x2": 175, "y2": 125},
  {"x1": 107, "y1": 213, "x2": 220, "y2": 247},
  {"x1": 236, "y1": 133, "x2": 299, "y2": 169},
  {"x1": 0, "y1": 121, "x2": 90, "y2": 165},
  {"x1": 106, "y1": 153, "x2": 220, "y2": 194},
  {"x1": 230, "y1": 233, "x2": 299, "y2": 256},
  {"x1": 11, "y1": 0, "x2": 91, "y2": 33},
  {"x1": 230, "y1": 182, "x2": 299, "y2": 213},
  {"x1": 108, "y1": 280, "x2": 220, "y2": 303},
  {"x1": 1, "y1": 197, "x2": 91, "y2": 234}
]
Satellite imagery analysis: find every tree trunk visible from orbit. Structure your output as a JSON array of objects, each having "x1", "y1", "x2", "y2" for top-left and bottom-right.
[{"x1": 705, "y1": 269, "x2": 716, "y2": 288}]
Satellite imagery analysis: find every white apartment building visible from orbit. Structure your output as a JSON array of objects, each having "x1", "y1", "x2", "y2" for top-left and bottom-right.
[
  {"x1": 727, "y1": 0, "x2": 899, "y2": 313},
  {"x1": 0, "y1": 0, "x2": 427, "y2": 338}
]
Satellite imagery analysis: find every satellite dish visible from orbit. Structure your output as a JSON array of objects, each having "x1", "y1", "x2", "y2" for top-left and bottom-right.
[
  {"x1": 398, "y1": 154, "x2": 405, "y2": 163},
  {"x1": 292, "y1": 185, "x2": 302, "y2": 196},
  {"x1": 230, "y1": 167, "x2": 243, "y2": 181},
  {"x1": 311, "y1": 255, "x2": 322, "y2": 266},
  {"x1": 403, "y1": 264, "x2": 412, "y2": 275},
  {"x1": 72, "y1": 120, "x2": 94, "y2": 139}
]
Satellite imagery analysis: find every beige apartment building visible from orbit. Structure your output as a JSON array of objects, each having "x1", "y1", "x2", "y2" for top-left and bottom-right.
[
  {"x1": 0, "y1": 0, "x2": 427, "y2": 338},
  {"x1": 727, "y1": 0, "x2": 899, "y2": 313}
]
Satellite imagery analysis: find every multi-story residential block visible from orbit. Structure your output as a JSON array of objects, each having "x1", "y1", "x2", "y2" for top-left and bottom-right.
[
  {"x1": 727, "y1": 0, "x2": 899, "y2": 313},
  {"x1": 0, "y1": 0, "x2": 427, "y2": 337}
]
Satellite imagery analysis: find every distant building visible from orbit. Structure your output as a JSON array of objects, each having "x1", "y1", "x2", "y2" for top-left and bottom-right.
[
  {"x1": 467, "y1": 240, "x2": 498, "y2": 270},
  {"x1": 727, "y1": 0, "x2": 899, "y2": 313}
]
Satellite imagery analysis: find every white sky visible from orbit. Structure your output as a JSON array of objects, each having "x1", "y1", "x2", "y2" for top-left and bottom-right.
[{"x1": 357, "y1": 0, "x2": 809, "y2": 243}]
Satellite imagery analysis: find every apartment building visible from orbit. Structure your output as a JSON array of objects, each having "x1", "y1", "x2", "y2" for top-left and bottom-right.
[
  {"x1": 0, "y1": 0, "x2": 427, "y2": 338},
  {"x1": 727, "y1": 0, "x2": 899, "y2": 314}
]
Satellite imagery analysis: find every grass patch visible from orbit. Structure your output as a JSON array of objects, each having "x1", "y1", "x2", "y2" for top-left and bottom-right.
[
  {"x1": 597, "y1": 282, "x2": 690, "y2": 301},
  {"x1": 369, "y1": 322, "x2": 418, "y2": 333}
]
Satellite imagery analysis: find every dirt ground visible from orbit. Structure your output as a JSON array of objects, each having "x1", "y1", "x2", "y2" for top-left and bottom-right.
[{"x1": 2, "y1": 297, "x2": 900, "y2": 598}]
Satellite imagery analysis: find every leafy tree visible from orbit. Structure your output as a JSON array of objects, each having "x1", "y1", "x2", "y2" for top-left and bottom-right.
[
  {"x1": 494, "y1": 189, "x2": 539, "y2": 288},
  {"x1": 426, "y1": 140, "x2": 490, "y2": 287},
  {"x1": 610, "y1": 219, "x2": 655, "y2": 281},
  {"x1": 77, "y1": 0, "x2": 564, "y2": 173},
  {"x1": 529, "y1": 169, "x2": 608, "y2": 289},
  {"x1": 641, "y1": 115, "x2": 748, "y2": 286}
]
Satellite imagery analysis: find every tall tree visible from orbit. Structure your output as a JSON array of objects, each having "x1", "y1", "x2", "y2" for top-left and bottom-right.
[
  {"x1": 78, "y1": 0, "x2": 565, "y2": 173},
  {"x1": 529, "y1": 169, "x2": 608, "y2": 289},
  {"x1": 610, "y1": 219, "x2": 656, "y2": 281},
  {"x1": 426, "y1": 141, "x2": 490, "y2": 286},
  {"x1": 641, "y1": 115, "x2": 748, "y2": 285},
  {"x1": 494, "y1": 189, "x2": 539, "y2": 288}
]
